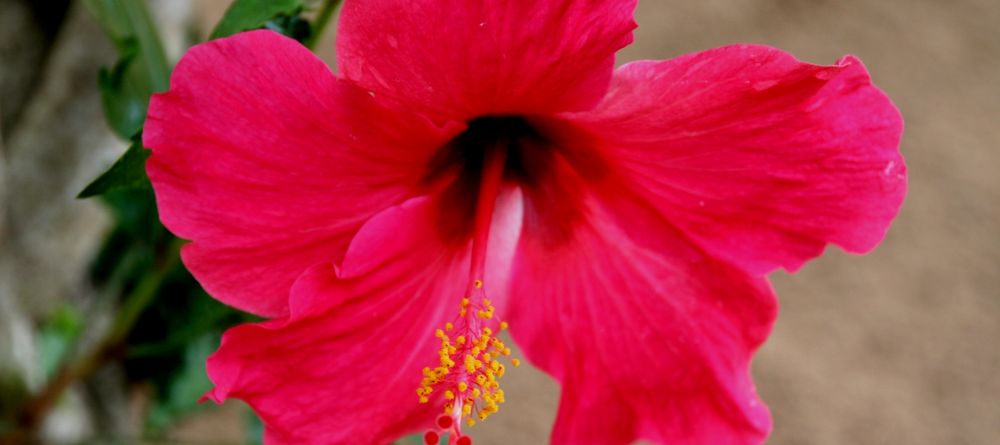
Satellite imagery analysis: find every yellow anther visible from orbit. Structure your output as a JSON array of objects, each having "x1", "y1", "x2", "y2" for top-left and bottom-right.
[
  {"x1": 467, "y1": 419, "x2": 476, "y2": 427},
  {"x1": 474, "y1": 279, "x2": 483, "y2": 289},
  {"x1": 418, "y1": 293, "x2": 518, "y2": 426},
  {"x1": 512, "y1": 359, "x2": 521, "y2": 367}
]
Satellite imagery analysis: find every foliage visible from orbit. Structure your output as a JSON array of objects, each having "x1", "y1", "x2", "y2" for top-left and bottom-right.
[
  {"x1": 78, "y1": 134, "x2": 151, "y2": 198},
  {"x1": 0, "y1": 0, "x2": 347, "y2": 442},
  {"x1": 37, "y1": 306, "x2": 84, "y2": 381},
  {"x1": 84, "y1": 0, "x2": 170, "y2": 139},
  {"x1": 211, "y1": 0, "x2": 305, "y2": 39}
]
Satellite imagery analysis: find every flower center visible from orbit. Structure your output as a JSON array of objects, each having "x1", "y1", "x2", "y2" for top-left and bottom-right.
[
  {"x1": 423, "y1": 115, "x2": 551, "y2": 243},
  {"x1": 426, "y1": 115, "x2": 547, "y2": 186},
  {"x1": 417, "y1": 127, "x2": 524, "y2": 441},
  {"x1": 415, "y1": 281, "x2": 520, "y2": 428}
]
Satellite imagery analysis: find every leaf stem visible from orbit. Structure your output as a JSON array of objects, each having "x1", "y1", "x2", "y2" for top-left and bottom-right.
[
  {"x1": 0, "y1": 238, "x2": 183, "y2": 445},
  {"x1": 307, "y1": 0, "x2": 342, "y2": 50},
  {"x1": 118, "y1": 0, "x2": 170, "y2": 91}
]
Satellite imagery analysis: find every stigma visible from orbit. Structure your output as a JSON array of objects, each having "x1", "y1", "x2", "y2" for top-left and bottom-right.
[
  {"x1": 417, "y1": 122, "x2": 518, "y2": 442},
  {"x1": 416, "y1": 278, "x2": 520, "y2": 439}
]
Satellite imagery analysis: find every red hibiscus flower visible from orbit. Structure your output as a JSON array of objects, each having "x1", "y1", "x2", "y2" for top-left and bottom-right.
[{"x1": 143, "y1": 0, "x2": 906, "y2": 444}]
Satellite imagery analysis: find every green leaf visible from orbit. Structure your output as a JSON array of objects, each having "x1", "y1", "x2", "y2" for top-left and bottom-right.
[
  {"x1": 97, "y1": 41, "x2": 148, "y2": 138},
  {"x1": 114, "y1": 252, "x2": 249, "y2": 436},
  {"x1": 246, "y1": 410, "x2": 265, "y2": 445},
  {"x1": 144, "y1": 334, "x2": 218, "y2": 434},
  {"x1": 210, "y1": 0, "x2": 305, "y2": 40},
  {"x1": 78, "y1": 134, "x2": 151, "y2": 198},
  {"x1": 0, "y1": 367, "x2": 30, "y2": 423},
  {"x1": 84, "y1": 0, "x2": 170, "y2": 138},
  {"x1": 264, "y1": 14, "x2": 313, "y2": 42},
  {"x1": 38, "y1": 305, "x2": 84, "y2": 380}
]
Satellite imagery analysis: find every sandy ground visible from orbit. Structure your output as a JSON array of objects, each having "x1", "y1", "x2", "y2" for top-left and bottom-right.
[
  {"x1": 159, "y1": 0, "x2": 1000, "y2": 444},
  {"x1": 614, "y1": 2, "x2": 1000, "y2": 445}
]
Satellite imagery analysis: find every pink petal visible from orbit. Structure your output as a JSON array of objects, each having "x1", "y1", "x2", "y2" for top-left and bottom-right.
[
  {"x1": 145, "y1": 30, "x2": 458, "y2": 317},
  {"x1": 336, "y1": 0, "x2": 638, "y2": 120},
  {"x1": 564, "y1": 45, "x2": 906, "y2": 274},
  {"x1": 205, "y1": 192, "x2": 523, "y2": 444},
  {"x1": 509, "y1": 195, "x2": 776, "y2": 445}
]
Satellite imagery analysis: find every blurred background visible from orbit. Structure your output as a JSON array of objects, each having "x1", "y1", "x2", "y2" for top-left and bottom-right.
[{"x1": 1, "y1": 0, "x2": 997, "y2": 444}]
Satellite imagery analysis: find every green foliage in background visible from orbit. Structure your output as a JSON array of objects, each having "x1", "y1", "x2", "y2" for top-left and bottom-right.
[
  {"x1": 84, "y1": 0, "x2": 170, "y2": 139},
  {"x1": 211, "y1": 0, "x2": 306, "y2": 39},
  {"x1": 37, "y1": 306, "x2": 84, "y2": 381},
  {"x1": 4, "y1": 0, "x2": 348, "y2": 441},
  {"x1": 78, "y1": 134, "x2": 151, "y2": 198},
  {"x1": 40, "y1": 0, "x2": 345, "y2": 442}
]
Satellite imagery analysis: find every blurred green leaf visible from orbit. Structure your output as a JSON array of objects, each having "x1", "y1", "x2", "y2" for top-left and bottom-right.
[
  {"x1": 84, "y1": 0, "x2": 170, "y2": 138},
  {"x1": 0, "y1": 369, "x2": 30, "y2": 423},
  {"x1": 97, "y1": 47, "x2": 147, "y2": 138},
  {"x1": 247, "y1": 409, "x2": 265, "y2": 445},
  {"x1": 128, "y1": 292, "x2": 244, "y2": 359},
  {"x1": 145, "y1": 334, "x2": 217, "y2": 434},
  {"x1": 123, "y1": 262, "x2": 251, "y2": 435},
  {"x1": 38, "y1": 306, "x2": 84, "y2": 380},
  {"x1": 78, "y1": 134, "x2": 151, "y2": 198},
  {"x1": 265, "y1": 14, "x2": 313, "y2": 42},
  {"x1": 211, "y1": 0, "x2": 305, "y2": 39}
]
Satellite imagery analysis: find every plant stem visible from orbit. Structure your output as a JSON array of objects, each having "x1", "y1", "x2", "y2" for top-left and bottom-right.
[
  {"x1": 307, "y1": 0, "x2": 343, "y2": 50},
  {"x1": 0, "y1": 238, "x2": 183, "y2": 445},
  {"x1": 119, "y1": 0, "x2": 171, "y2": 91},
  {"x1": 83, "y1": 0, "x2": 171, "y2": 91}
]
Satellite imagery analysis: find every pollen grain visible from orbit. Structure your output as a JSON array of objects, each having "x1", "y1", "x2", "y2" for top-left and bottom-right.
[{"x1": 416, "y1": 283, "x2": 517, "y2": 431}]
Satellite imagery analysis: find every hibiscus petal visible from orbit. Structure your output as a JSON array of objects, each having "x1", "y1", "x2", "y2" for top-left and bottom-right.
[
  {"x1": 336, "y1": 0, "x2": 637, "y2": 120},
  {"x1": 204, "y1": 191, "x2": 523, "y2": 444},
  {"x1": 563, "y1": 45, "x2": 906, "y2": 274},
  {"x1": 145, "y1": 30, "x2": 458, "y2": 317},
  {"x1": 509, "y1": 195, "x2": 776, "y2": 445}
]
